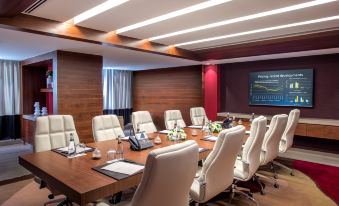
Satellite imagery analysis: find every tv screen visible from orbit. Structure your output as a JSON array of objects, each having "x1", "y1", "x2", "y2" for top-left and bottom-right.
[{"x1": 249, "y1": 69, "x2": 313, "y2": 107}]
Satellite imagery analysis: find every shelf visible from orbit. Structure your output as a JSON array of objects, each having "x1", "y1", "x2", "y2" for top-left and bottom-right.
[{"x1": 40, "y1": 88, "x2": 53, "y2": 92}]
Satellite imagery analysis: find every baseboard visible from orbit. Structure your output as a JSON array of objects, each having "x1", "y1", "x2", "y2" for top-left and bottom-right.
[
  {"x1": 0, "y1": 174, "x2": 34, "y2": 186},
  {"x1": 0, "y1": 139, "x2": 23, "y2": 146}
]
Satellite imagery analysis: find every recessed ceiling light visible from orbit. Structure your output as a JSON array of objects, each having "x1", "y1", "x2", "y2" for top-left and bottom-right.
[
  {"x1": 173, "y1": 15, "x2": 339, "y2": 47},
  {"x1": 73, "y1": 0, "x2": 129, "y2": 24},
  {"x1": 115, "y1": 0, "x2": 232, "y2": 34},
  {"x1": 149, "y1": 0, "x2": 336, "y2": 41}
]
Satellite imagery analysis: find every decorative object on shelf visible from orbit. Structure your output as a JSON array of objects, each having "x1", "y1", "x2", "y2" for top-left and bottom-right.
[
  {"x1": 167, "y1": 128, "x2": 187, "y2": 141},
  {"x1": 46, "y1": 70, "x2": 53, "y2": 89},
  {"x1": 33, "y1": 102, "x2": 40, "y2": 116},
  {"x1": 41, "y1": 107, "x2": 48, "y2": 116},
  {"x1": 154, "y1": 135, "x2": 162, "y2": 144},
  {"x1": 208, "y1": 121, "x2": 222, "y2": 133}
]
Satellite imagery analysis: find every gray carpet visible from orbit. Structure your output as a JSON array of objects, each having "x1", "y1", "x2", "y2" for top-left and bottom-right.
[{"x1": 0, "y1": 143, "x2": 33, "y2": 181}]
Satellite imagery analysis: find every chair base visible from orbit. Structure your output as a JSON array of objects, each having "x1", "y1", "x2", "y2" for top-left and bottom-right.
[
  {"x1": 44, "y1": 197, "x2": 72, "y2": 206},
  {"x1": 255, "y1": 173, "x2": 279, "y2": 189},
  {"x1": 229, "y1": 184, "x2": 259, "y2": 206},
  {"x1": 273, "y1": 160, "x2": 295, "y2": 176}
]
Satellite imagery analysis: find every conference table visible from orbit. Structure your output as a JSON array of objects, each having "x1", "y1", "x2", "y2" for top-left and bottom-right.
[{"x1": 19, "y1": 126, "x2": 249, "y2": 205}]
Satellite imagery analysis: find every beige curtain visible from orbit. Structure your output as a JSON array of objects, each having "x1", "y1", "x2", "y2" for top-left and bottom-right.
[{"x1": 0, "y1": 60, "x2": 21, "y2": 116}]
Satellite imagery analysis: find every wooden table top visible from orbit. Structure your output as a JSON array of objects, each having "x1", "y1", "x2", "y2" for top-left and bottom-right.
[{"x1": 19, "y1": 126, "x2": 249, "y2": 205}]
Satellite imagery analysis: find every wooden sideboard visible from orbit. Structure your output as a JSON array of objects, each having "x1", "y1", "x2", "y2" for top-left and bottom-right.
[
  {"x1": 21, "y1": 115, "x2": 36, "y2": 145},
  {"x1": 218, "y1": 112, "x2": 339, "y2": 140}
]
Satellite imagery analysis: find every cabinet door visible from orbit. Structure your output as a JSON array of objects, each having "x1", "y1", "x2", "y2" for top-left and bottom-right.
[{"x1": 22, "y1": 118, "x2": 36, "y2": 144}]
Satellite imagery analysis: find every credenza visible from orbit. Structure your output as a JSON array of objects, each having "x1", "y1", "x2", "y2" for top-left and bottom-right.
[{"x1": 218, "y1": 112, "x2": 339, "y2": 140}]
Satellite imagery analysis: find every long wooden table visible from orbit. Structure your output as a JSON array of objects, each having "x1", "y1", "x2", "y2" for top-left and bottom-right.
[{"x1": 20, "y1": 128, "x2": 230, "y2": 205}]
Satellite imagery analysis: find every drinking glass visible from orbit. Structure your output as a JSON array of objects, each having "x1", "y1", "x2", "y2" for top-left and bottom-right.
[
  {"x1": 107, "y1": 149, "x2": 116, "y2": 163},
  {"x1": 77, "y1": 143, "x2": 86, "y2": 155}
]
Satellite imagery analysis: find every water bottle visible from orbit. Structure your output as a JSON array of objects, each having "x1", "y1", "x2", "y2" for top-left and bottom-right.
[
  {"x1": 116, "y1": 136, "x2": 124, "y2": 160},
  {"x1": 249, "y1": 113, "x2": 255, "y2": 126},
  {"x1": 68, "y1": 133, "x2": 76, "y2": 156}
]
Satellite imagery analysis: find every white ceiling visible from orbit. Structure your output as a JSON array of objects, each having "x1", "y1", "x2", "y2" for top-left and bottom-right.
[
  {"x1": 0, "y1": 28, "x2": 200, "y2": 70},
  {"x1": 27, "y1": 0, "x2": 339, "y2": 50}
]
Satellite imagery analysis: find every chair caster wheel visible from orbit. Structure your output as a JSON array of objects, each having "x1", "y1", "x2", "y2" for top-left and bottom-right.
[
  {"x1": 273, "y1": 174, "x2": 278, "y2": 179},
  {"x1": 260, "y1": 190, "x2": 265, "y2": 195},
  {"x1": 48, "y1": 194, "x2": 54, "y2": 199},
  {"x1": 274, "y1": 183, "x2": 279, "y2": 188},
  {"x1": 290, "y1": 172, "x2": 294, "y2": 176},
  {"x1": 248, "y1": 193, "x2": 253, "y2": 198}
]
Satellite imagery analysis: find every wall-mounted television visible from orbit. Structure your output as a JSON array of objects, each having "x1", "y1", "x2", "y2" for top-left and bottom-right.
[{"x1": 249, "y1": 69, "x2": 314, "y2": 107}]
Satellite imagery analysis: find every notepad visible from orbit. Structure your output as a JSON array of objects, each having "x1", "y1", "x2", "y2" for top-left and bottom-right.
[
  {"x1": 158, "y1": 130, "x2": 170, "y2": 134},
  {"x1": 199, "y1": 147, "x2": 208, "y2": 153},
  {"x1": 101, "y1": 161, "x2": 145, "y2": 175},
  {"x1": 57, "y1": 146, "x2": 93, "y2": 153},
  {"x1": 188, "y1": 125, "x2": 203, "y2": 129},
  {"x1": 204, "y1": 136, "x2": 218, "y2": 141}
]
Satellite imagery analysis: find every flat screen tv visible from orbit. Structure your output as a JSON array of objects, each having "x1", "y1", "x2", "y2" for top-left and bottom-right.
[{"x1": 249, "y1": 69, "x2": 313, "y2": 107}]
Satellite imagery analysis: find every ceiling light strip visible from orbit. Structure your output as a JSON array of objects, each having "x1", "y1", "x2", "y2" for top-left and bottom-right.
[
  {"x1": 149, "y1": 0, "x2": 336, "y2": 41},
  {"x1": 173, "y1": 15, "x2": 339, "y2": 47},
  {"x1": 74, "y1": 0, "x2": 129, "y2": 24},
  {"x1": 115, "y1": 0, "x2": 232, "y2": 34}
]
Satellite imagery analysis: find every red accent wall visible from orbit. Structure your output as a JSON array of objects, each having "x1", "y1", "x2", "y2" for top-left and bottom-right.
[
  {"x1": 219, "y1": 54, "x2": 339, "y2": 119},
  {"x1": 204, "y1": 65, "x2": 219, "y2": 121},
  {"x1": 46, "y1": 64, "x2": 53, "y2": 114}
]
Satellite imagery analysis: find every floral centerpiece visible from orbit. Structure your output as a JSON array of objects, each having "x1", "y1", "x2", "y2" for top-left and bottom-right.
[
  {"x1": 167, "y1": 128, "x2": 187, "y2": 141},
  {"x1": 207, "y1": 122, "x2": 222, "y2": 133}
]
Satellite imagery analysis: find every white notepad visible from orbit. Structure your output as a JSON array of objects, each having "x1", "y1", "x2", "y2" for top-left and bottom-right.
[
  {"x1": 101, "y1": 162, "x2": 144, "y2": 175},
  {"x1": 57, "y1": 146, "x2": 92, "y2": 152},
  {"x1": 158, "y1": 130, "x2": 170, "y2": 134},
  {"x1": 205, "y1": 136, "x2": 218, "y2": 141},
  {"x1": 188, "y1": 125, "x2": 203, "y2": 129},
  {"x1": 199, "y1": 147, "x2": 207, "y2": 152}
]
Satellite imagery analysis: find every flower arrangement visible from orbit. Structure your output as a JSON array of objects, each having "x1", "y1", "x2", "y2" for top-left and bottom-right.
[
  {"x1": 208, "y1": 122, "x2": 222, "y2": 133},
  {"x1": 167, "y1": 128, "x2": 187, "y2": 141},
  {"x1": 46, "y1": 70, "x2": 53, "y2": 77}
]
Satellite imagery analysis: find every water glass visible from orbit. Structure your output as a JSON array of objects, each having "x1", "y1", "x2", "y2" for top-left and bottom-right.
[{"x1": 107, "y1": 149, "x2": 116, "y2": 163}]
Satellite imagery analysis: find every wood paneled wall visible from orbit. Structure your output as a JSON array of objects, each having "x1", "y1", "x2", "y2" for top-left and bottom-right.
[
  {"x1": 133, "y1": 66, "x2": 203, "y2": 130},
  {"x1": 56, "y1": 51, "x2": 103, "y2": 143}
]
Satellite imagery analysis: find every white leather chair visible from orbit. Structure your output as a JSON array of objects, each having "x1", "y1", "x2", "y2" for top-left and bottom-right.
[
  {"x1": 273, "y1": 109, "x2": 300, "y2": 175},
  {"x1": 190, "y1": 125, "x2": 245, "y2": 205},
  {"x1": 164, "y1": 110, "x2": 186, "y2": 130},
  {"x1": 231, "y1": 116, "x2": 267, "y2": 203},
  {"x1": 92, "y1": 115, "x2": 125, "y2": 142},
  {"x1": 34, "y1": 115, "x2": 80, "y2": 152},
  {"x1": 34, "y1": 115, "x2": 79, "y2": 205},
  {"x1": 115, "y1": 140, "x2": 199, "y2": 206},
  {"x1": 132, "y1": 111, "x2": 157, "y2": 134},
  {"x1": 190, "y1": 107, "x2": 208, "y2": 126},
  {"x1": 258, "y1": 114, "x2": 288, "y2": 187}
]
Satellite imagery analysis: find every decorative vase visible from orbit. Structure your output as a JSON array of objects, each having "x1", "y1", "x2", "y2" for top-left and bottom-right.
[{"x1": 46, "y1": 76, "x2": 52, "y2": 88}]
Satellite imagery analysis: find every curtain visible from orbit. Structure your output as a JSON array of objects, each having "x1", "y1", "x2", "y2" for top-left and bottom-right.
[
  {"x1": 103, "y1": 69, "x2": 132, "y2": 125},
  {"x1": 0, "y1": 60, "x2": 21, "y2": 140}
]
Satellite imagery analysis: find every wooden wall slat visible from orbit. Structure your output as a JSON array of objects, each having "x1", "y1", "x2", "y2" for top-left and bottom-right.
[
  {"x1": 56, "y1": 51, "x2": 103, "y2": 143},
  {"x1": 133, "y1": 66, "x2": 203, "y2": 130}
]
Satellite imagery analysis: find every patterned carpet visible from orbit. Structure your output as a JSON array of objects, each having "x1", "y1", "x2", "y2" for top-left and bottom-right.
[{"x1": 1, "y1": 165, "x2": 336, "y2": 206}]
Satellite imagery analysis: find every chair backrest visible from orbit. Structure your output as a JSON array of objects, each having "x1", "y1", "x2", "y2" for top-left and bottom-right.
[
  {"x1": 280, "y1": 109, "x2": 300, "y2": 153},
  {"x1": 132, "y1": 111, "x2": 157, "y2": 134},
  {"x1": 130, "y1": 140, "x2": 199, "y2": 206},
  {"x1": 34, "y1": 115, "x2": 79, "y2": 153},
  {"x1": 164, "y1": 110, "x2": 186, "y2": 130},
  {"x1": 260, "y1": 114, "x2": 288, "y2": 165},
  {"x1": 242, "y1": 116, "x2": 267, "y2": 179},
  {"x1": 198, "y1": 125, "x2": 245, "y2": 202},
  {"x1": 92, "y1": 115, "x2": 125, "y2": 142},
  {"x1": 190, "y1": 107, "x2": 208, "y2": 126}
]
